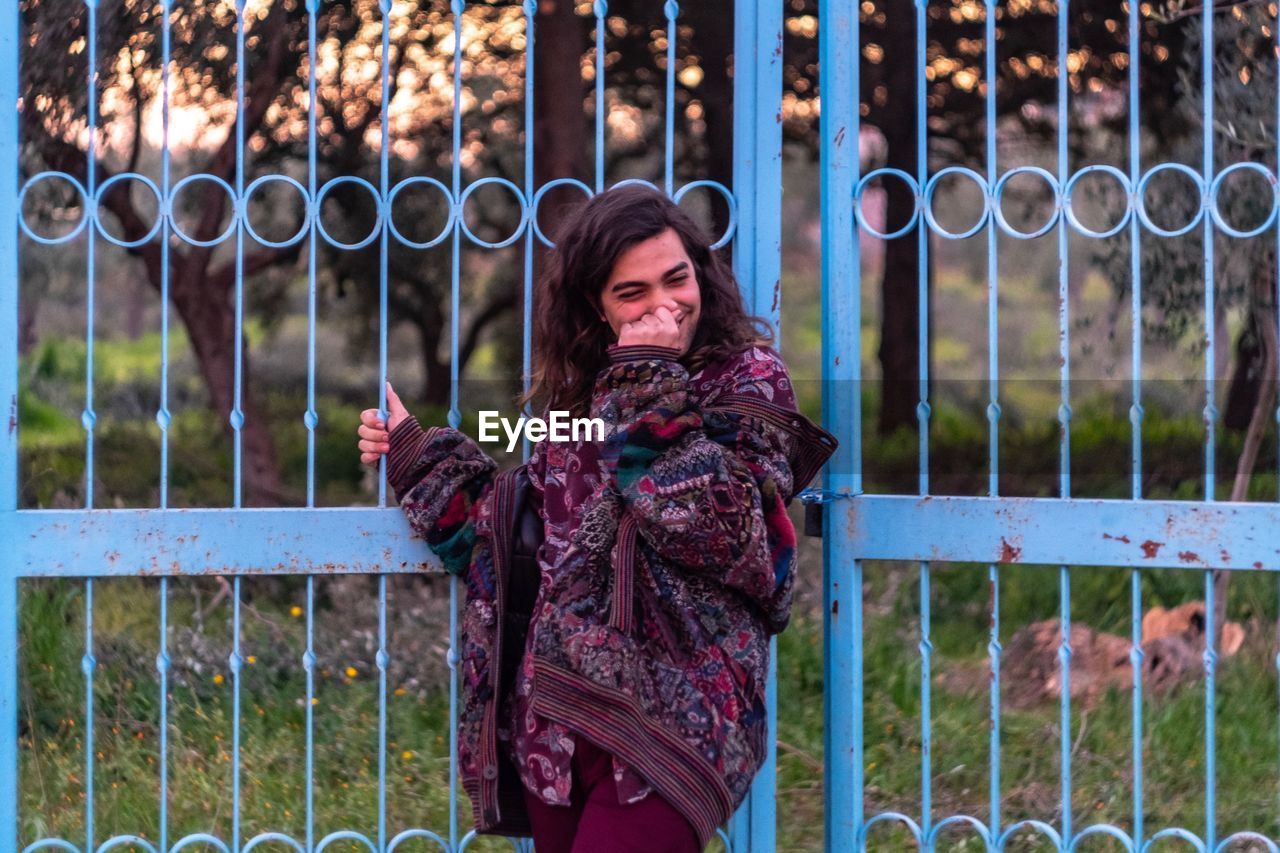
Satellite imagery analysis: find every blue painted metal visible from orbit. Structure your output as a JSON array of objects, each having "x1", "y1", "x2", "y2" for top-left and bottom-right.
[
  {"x1": 730, "y1": 1, "x2": 783, "y2": 849},
  {"x1": 982, "y1": 1, "x2": 1003, "y2": 839},
  {"x1": 817, "y1": 1, "x2": 1280, "y2": 847},
  {"x1": 817, "y1": 1, "x2": 859, "y2": 850},
  {"x1": 1127, "y1": 0, "x2": 1146, "y2": 846},
  {"x1": 0, "y1": 2, "x2": 17, "y2": 851},
  {"x1": 1200, "y1": 5, "x2": 1220, "y2": 849},
  {"x1": 837, "y1": 495, "x2": 1280, "y2": 570}
]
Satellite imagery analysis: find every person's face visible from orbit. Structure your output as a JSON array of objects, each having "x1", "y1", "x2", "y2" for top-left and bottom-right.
[{"x1": 598, "y1": 227, "x2": 702, "y2": 355}]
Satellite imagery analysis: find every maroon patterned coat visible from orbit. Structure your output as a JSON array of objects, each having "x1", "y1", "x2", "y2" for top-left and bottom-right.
[{"x1": 386, "y1": 343, "x2": 837, "y2": 847}]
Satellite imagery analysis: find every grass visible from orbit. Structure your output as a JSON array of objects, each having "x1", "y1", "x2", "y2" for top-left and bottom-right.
[
  {"x1": 20, "y1": 577, "x2": 510, "y2": 851},
  {"x1": 21, "y1": 571, "x2": 1280, "y2": 852}
]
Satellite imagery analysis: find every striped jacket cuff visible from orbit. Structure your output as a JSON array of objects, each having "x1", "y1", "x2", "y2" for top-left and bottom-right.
[
  {"x1": 606, "y1": 343, "x2": 683, "y2": 364},
  {"x1": 386, "y1": 415, "x2": 442, "y2": 500}
]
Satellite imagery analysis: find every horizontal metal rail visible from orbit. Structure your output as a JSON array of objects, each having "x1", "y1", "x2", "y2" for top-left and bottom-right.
[{"x1": 842, "y1": 495, "x2": 1280, "y2": 571}]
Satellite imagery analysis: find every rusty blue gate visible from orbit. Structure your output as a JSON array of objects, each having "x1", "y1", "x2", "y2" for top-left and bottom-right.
[
  {"x1": 821, "y1": 1, "x2": 1280, "y2": 851},
  {"x1": 0, "y1": 1, "x2": 790, "y2": 850}
]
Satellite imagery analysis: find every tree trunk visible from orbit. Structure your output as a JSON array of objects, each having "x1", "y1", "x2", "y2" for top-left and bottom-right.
[
  {"x1": 18, "y1": 297, "x2": 36, "y2": 358},
  {"x1": 124, "y1": 277, "x2": 148, "y2": 341},
  {"x1": 877, "y1": 4, "x2": 927, "y2": 440},
  {"x1": 1223, "y1": 318, "x2": 1263, "y2": 431},
  {"x1": 1217, "y1": 269, "x2": 1279, "y2": 646},
  {"x1": 172, "y1": 275, "x2": 284, "y2": 507},
  {"x1": 534, "y1": 1, "x2": 588, "y2": 198}
]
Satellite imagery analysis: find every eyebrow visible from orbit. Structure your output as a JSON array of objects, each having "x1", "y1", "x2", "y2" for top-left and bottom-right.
[{"x1": 610, "y1": 261, "x2": 689, "y2": 292}]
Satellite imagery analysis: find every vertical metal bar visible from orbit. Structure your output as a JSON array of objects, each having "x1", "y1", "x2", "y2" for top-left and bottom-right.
[
  {"x1": 732, "y1": 0, "x2": 757, "y2": 308},
  {"x1": 735, "y1": 4, "x2": 783, "y2": 414},
  {"x1": 594, "y1": 1, "x2": 607, "y2": 192},
  {"x1": 377, "y1": 575, "x2": 389, "y2": 852},
  {"x1": 307, "y1": 0, "x2": 323, "y2": 508},
  {"x1": 1275, "y1": 1, "x2": 1280, "y2": 837},
  {"x1": 1056, "y1": 0, "x2": 1073, "y2": 844},
  {"x1": 913, "y1": 1, "x2": 933, "y2": 837},
  {"x1": 663, "y1": 1, "x2": 677, "y2": 197},
  {"x1": 231, "y1": 0, "x2": 247, "y2": 508},
  {"x1": 304, "y1": 576, "x2": 316, "y2": 852},
  {"x1": 158, "y1": 579, "x2": 170, "y2": 852},
  {"x1": 1128, "y1": 0, "x2": 1145, "y2": 845},
  {"x1": 0, "y1": 570, "x2": 15, "y2": 853},
  {"x1": 83, "y1": 579, "x2": 95, "y2": 853},
  {"x1": 231, "y1": 577, "x2": 242, "y2": 853},
  {"x1": 449, "y1": 576, "x2": 459, "y2": 848},
  {"x1": 448, "y1": 7, "x2": 464, "y2": 846},
  {"x1": 732, "y1": 1, "x2": 783, "y2": 847},
  {"x1": 914, "y1": 0, "x2": 929, "y2": 497},
  {"x1": 375, "y1": 0, "x2": 391, "y2": 512},
  {"x1": 1201, "y1": 1, "x2": 1218, "y2": 846},
  {"x1": 449, "y1": 0, "x2": 463, "y2": 435},
  {"x1": 988, "y1": 565, "x2": 1001, "y2": 838},
  {"x1": 158, "y1": 0, "x2": 173, "y2": 508},
  {"x1": 0, "y1": 0, "x2": 19, "y2": 844},
  {"x1": 729, "y1": 6, "x2": 759, "y2": 845},
  {"x1": 983, "y1": 1, "x2": 1002, "y2": 839},
  {"x1": 83, "y1": 0, "x2": 98, "y2": 509},
  {"x1": 0, "y1": 0, "x2": 15, "y2": 530},
  {"x1": 1058, "y1": 568, "x2": 1072, "y2": 839},
  {"x1": 522, "y1": 0, "x2": 536, "y2": 431},
  {"x1": 818, "y1": 0, "x2": 859, "y2": 847},
  {"x1": 919, "y1": 563, "x2": 932, "y2": 837},
  {"x1": 1205, "y1": 566, "x2": 1217, "y2": 848}
]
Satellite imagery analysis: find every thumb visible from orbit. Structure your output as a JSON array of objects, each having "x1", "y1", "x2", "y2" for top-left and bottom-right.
[{"x1": 385, "y1": 381, "x2": 406, "y2": 415}]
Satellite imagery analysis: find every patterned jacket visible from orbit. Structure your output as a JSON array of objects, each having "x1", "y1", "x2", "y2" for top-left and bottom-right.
[{"x1": 385, "y1": 343, "x2": 838, "y2": 848}]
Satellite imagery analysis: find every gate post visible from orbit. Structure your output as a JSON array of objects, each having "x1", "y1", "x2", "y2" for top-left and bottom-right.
[
  {"x1": 819, "y1": 1, "x2": 862, "y2": 850},
  {"x1": 0, "y1": 0, "x2": 19, "y2": 847},
  {"x1": 730, "y1": 0, "x2": 782, "y2": 849}
]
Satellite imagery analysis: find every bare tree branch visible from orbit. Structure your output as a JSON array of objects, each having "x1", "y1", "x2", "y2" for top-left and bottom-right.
[
  {"x1": 195, "y1": 0, "x2": 297, "y2": 245},
  {"x1": 207, "y1": 241, "x2": 306, "y2": 295},
  {"x1": 1157, "y1": 0, "x2": 1271, "y2": 22},
  {"x1": 126, "y1": 49, "x2": 144, "y2": 177},
  {"x1": 458, "y1": 293, "x2": 518, "y2": 369},
  {"x1": 37, "y1": 130, "x2": 178, "y2": 288}
]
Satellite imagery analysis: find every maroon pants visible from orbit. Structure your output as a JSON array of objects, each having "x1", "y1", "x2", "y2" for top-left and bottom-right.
[{"x1": 520, "y1": 735, "x2": 701, "y2": 852}]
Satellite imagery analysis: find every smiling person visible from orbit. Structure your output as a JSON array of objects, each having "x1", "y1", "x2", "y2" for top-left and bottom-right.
[{"x1": 356, "y1": 184, "x2": 837, "y2": 852}]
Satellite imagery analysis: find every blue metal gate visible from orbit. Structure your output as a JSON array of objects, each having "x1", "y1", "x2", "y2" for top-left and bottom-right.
[
  {"x1": 821, "y1": 1, "x2": 1280, "y2": 850},
  {"x1": 0, "y1": 1, "x2": 786, "y2": 850}
]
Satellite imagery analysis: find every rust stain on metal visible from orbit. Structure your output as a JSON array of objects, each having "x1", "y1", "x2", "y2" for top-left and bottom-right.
[
  {"x1": 772, "y1": 279, "x2": 780, "y2": 314},
  {"x1": 1219, "y1": 549, "x2": 1230, "y2": 563},
  {"x1": 1178, "y1": 550, "x2": 1202, "y2": 565},
  {"x1": 7, "y1": 393, "x2": 16, "y2": 436},
  {"x1": 834, "y1": 126, "x2": 847, "y2": 148},
  {"x1": 1102, "y1": 532, "x2": 1131, "y2": 544},
  {"x1": 1255, "y1": 561, "x2": 1265, "y2": 570},
  {"x1": 989, "y1": 576, "x2": 997, "y2": 631},
  {"x1": 1140, "y1": 540, "x2": 1163, "y2": 558},
  {"x1": 831, "y1": 599, "x2": 839, "y2": 618},
  {"x1": 999, "y1": 537, "x2": 1022, "y2": 563}
]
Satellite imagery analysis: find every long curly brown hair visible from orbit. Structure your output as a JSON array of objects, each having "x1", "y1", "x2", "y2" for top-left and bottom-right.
[{"x1": 519, "y1": 184, "x2": 773, "y2": 418}]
